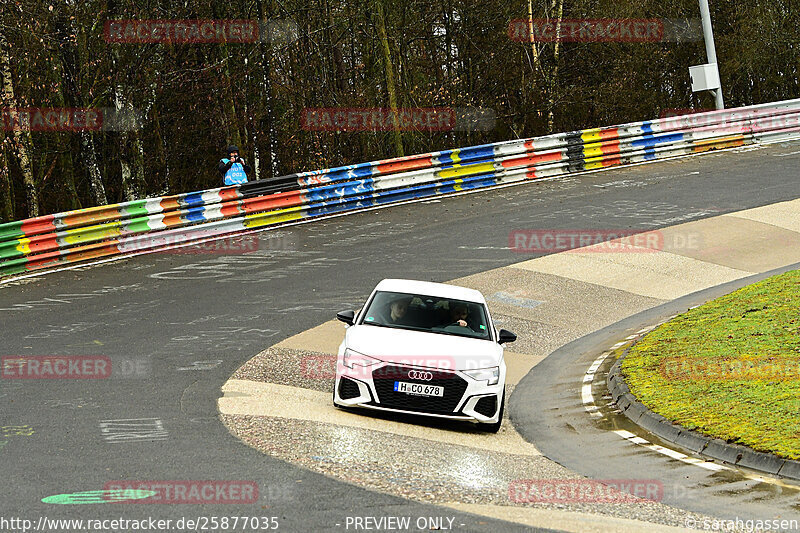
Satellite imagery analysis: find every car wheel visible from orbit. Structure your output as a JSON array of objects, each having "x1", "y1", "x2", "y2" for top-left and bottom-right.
[{"x1": 481, "y1": 391, "x2": 505, "y2": 433}]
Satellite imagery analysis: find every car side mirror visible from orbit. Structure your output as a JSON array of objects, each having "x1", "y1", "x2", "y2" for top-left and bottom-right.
[
  {"x1": 498, "y1": 329, "x2": 517, "y2": 344},
  {"x1": 336, "y1": 310, "x2": 355, "y2": 326}
]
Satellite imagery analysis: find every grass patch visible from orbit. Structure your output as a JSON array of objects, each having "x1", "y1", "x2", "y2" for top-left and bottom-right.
[{"x1": 622, "y1": 270, "x2": 800, "y2": 459}]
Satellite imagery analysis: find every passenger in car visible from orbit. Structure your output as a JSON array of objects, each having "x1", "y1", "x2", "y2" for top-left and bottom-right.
[{"x1": 373, "y1": 296, "x2": 412, "y2": 325}]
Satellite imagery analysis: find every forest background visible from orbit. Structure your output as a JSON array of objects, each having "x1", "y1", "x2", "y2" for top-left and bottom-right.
[{"x1": 0, "y1": 0, "x2": 797, "y2": 221}]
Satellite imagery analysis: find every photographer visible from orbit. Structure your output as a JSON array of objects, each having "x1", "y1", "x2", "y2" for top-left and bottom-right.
[{"x1": 218, "y1": 145, "x2": 252, "y2": 185}]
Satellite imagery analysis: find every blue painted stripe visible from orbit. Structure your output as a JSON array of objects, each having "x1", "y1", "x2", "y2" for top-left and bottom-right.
[
  {"x1": 632, "y1": 132, "x2": 685, "y2": 149},
  {"x1": 303, "y1": 180, "x2": 375, "y2": 203},
  {"x1": 181, "y1": 193, "x2": 205, "y2": 207},
  {"x1": 457, "y1": 145, "x2": 497, "y2": 162},
  {"x1": 184, "y1": 206, "x2": 207, "y2": 222}
]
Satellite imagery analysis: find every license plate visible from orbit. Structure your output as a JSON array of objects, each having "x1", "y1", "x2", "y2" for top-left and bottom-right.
[{"x1": 393, "y1": 381, "x2": 444, "y2": 397}]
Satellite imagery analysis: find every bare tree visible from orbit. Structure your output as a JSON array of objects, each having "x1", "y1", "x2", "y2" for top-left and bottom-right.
[{"x1": 0, "y1": 30, "x2": 38, "y2": 217}]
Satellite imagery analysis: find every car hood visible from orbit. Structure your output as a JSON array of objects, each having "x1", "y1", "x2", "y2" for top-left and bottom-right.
[{"x1": 344, "y1": 324, "x2": 503, "y2": 370}]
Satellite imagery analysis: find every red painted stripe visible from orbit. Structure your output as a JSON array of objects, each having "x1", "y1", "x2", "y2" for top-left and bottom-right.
[
  {"x1": 525, "y1": 170, "x2": 538, "y2": 179},
  {"x1": 20, "y1": 215, "x2": 56, "y2": 237},
  {"x1": 220, "y1": 202, "x2": 244, "y2": 218},
  {"x1": 242, "y1": 192, "x2": 305, "y2": 214},
  {"x1": 598, "y1": 128, "x2": 619, "y2": 140},
  {"x1": 218, "y1": 188, "x2": 241, "y2": 202},
  {"x1": 26, "y1": 234, "x2": 59, "y2": 254},
  {"x1": 600, "y1": 140, "x2": 621, "y2": 155},
  {"x1": 501, "y1": 150, "x2": 563, "y2": 169},
  {"x1": 376, "y1": 156, "x2": 433, "y2": 174}
]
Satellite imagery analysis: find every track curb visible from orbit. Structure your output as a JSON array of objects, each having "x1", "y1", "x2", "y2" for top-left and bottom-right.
[{"x1": 607, "y1": 341, "x2": 800, "y2": 481}]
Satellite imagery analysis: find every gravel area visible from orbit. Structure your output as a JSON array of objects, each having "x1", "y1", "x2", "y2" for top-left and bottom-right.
[
  {"x1": 221, "y1": 413, "x2": 717, "y2": 529},
  {"x1": 232, "y1": 347, "x2": 336, "y2": 393}
]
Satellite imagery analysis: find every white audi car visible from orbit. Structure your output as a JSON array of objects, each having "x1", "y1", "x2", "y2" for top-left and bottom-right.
[{"x1": 333, "y1": 279, "x2": 516, "y2": 432}]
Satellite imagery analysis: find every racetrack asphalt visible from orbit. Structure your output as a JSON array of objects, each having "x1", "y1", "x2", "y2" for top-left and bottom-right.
[
  {"x1": 220, "y1": 198, "x2": 800, "y2": 530},
  {"x1": 1, "y1": 140, "x2": 799, "y2": 532}
]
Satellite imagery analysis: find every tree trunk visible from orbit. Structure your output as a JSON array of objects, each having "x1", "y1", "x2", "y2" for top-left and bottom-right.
[
  {"x1": 108, "y1": 3, "x2": 144, "y2": 201},
  {"x1": 0, "y1": 30, "x2": 38, "y2": 218},
  {"x1": 527, "y1": 0, "x2": 540, "y2": 68},
  {"x1": 256, "y1": 0, "x2": 280, "y2": 179},
  {"x1": 54, "y1": 12, "x2": 107, "y2": 206},
  {"x1": 546, "y1": 0, "x2": 564, "y2": 132},
  {"x1": 0, "y1": 129, "x2": 14, "y2": 222},
  {"x1": 374, "y1": 0, "x2": 404, "y2": 157}
]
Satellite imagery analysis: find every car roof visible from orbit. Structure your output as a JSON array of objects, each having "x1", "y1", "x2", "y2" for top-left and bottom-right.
[{"x1": 374, "y1": 279, "x2": 487, "y2": 304}]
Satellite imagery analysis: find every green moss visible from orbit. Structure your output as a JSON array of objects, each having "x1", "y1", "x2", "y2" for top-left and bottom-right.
[{"x1": 621, "y1": 270, "x2": 800, "y2": 459}]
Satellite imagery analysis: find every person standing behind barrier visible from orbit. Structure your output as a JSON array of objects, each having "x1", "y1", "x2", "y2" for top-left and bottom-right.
[{"x1": 218, "y1": 145, "x2": 252, "y2": 185}]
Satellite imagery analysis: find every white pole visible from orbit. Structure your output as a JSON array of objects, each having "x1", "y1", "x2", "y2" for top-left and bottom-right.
[{"x1": 698, "y1": 0, "x2": 724, "y2": 109}]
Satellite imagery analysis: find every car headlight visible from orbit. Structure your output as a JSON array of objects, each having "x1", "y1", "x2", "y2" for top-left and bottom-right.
[
  {"x1": 343, "y1": 349, "x2": 382, "y2": 369},
  {"x1": 463, "y1": 367, "x2": 500, "y2": 386}
]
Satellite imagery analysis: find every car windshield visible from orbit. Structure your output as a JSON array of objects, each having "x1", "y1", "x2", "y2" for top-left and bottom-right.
[{"x1": 360, "y1": 290, "x2": 492, "y2": 340}]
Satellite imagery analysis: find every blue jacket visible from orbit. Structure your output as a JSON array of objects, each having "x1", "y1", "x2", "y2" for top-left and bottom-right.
[{"x1": 219, "y1": 158, "x2": 250, "y2": 185}]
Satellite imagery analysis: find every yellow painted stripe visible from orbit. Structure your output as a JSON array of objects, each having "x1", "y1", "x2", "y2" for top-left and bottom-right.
[
  {"x1": 453, "y1": 179, "x2": 463, "y2": 192},
  {"x1": 581, "y1": 128, "x2": 601, "y2": 143},
  {"x1": 694, "y1": 135, "x2": 746, "y2": 147},
  {"x1": 449, "y1": 150, "x2": 461, "y2": 164},
  {"x1": 438, "y1": 162, "x2": 495, "y2": 179},
  {"x1": 244, "y1": 206, "x2": 306, "y2": 228},
  {"x1": 61, "y1": 223, "x2": 122, "y2": 245},
  {"x1": 583, "y1": 145, "x2": 605, "y2": 158},
  {"x1": 63, "y1": 220, "x2": 121, "y2": 237},
  {"x1": 16, "y1": 237, "x2": 31, "y2": 255},
  {"x1": 584, "y1": 161, "x2": 606, "y2": 170},
  {"x1": 692, "y1": 136, "x2": 746, "y2": 153}
]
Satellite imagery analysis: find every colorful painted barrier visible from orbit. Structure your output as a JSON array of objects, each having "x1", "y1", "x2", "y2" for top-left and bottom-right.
[{"x1": 2, "y1": 98, "x2": 799, "y2": 278}]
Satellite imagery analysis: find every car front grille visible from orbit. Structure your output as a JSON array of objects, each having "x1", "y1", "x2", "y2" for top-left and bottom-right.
[{"x1": 368, "y1": 364, "x2": 468, "y2": 415}]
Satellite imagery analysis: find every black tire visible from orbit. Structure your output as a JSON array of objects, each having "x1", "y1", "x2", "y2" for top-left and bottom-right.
[{"x1": 481, "y1": 391, "x2": 505, "y2": 433}]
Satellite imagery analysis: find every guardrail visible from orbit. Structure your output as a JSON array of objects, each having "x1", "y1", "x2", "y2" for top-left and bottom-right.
[{"x1": 2, "y1": 98, "x2": 799, "y2": 278}]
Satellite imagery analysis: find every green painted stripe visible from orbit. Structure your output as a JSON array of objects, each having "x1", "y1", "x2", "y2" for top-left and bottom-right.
[
  {"x1": 124, "y1": 217, "x2": 155, "y2": 234},
  {"x1": 0, "y1": 221, "x2": 24, "y2": 243},
  {"x1": 0, "y1": 240, "x2": 25, "y2": 259},
  {"x1": 0, "y1": 255, "x2": 31, "y2": 272},
  {"x1": 0, "y1": 262, "x2": 28, "y2": 276},
  {"x1": 122, "y1": 200, "x2": 149, "y2": 218}
]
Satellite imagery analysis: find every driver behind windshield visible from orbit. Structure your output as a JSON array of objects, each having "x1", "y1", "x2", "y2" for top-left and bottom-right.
[{"x1": 438, "y1": 301, "x2": 470, "y2": 328}]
